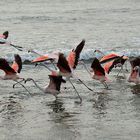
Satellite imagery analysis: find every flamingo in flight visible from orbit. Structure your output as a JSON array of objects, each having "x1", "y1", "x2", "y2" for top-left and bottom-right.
[
  {"x1": 0, "y1": 31, "x2": 23, "y2": 51},
  {"x1": 0, "y1": 54, "x2": 30, "y2": 93},
  {"x1": 25, "y1": 75, "x2": 66, "y2": 98},
  {"x1": 31, "y1": 39, "x2": 93, "y2": 103},
  {"x1": 128, "y1": 57, "x2": 140, "y2": 84},
  {"x1": 94, "y1": 50, "x2": 128, "y2": 77}
]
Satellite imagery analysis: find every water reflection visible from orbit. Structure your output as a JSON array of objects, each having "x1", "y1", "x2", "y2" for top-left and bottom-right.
[
  {"x1": 92, "y1": 92, "x2": 109, "y2": 118},
  {"x1": 46, "y1": 98, "x2": 74, "y2": 123},
  {"x1": 1, "y1": 95, "x2": 23, "y2": 119},
  {"x1": 46, "y1": 98, "x2": 80, "y2": 140},
  {"x1": 47, "y1": 99, "x2": 65, "y2": 113},
  {"x1": 0, "y1": 95, "x2": 24, "y2": 139}
]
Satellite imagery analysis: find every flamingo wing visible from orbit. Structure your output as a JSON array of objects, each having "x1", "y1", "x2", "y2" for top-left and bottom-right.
[
  {"x1": 73, "y1": 39, "x2": 85, "y2": 68},
  {"x1": 3, "y1": 31, "x2": 9, "y2": 39},
  {"x1": 32, "y1": 53, "x2": 58, "y2": 63},
  {"x1": 0, "y1": 58, "x2": 16, "y2": 74},
  {"x1": 67, "y1": 51, "x2": 75, "y2": 69},
  {"x1": 48, "y1": 75, "x2": 66, "y2": 91},
  {"x1": 32, "y1": 55, "x2": 52, "y2": 63},
  {"x1": 100, "y1": 53, "x2": 119, "y2": 64},
  {"x1": 11, "y1": 54, "x2": 22, "y2": 73},
  {"x1": 129, "y1": 57, "x2": 140, "y2": 68},
  {"x1": 91, "y1": 57, "x2": 105, "y2": 76},
  {"x1": 103, "y1": 60, "x2": 115, "y2": 74},
  {"x1": 67, "y1": 39, "x2": 85, "y2": 69},
  {"x1": 57, "y1": 53, "x2": 71, "y2": 73},
  {"x1": 103, "y1": 56, "x2": 127, "y2": 74}
]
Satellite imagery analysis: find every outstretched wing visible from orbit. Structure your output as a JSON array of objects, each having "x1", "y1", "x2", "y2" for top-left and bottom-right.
[
  {"x1": 100, "y1": 53, "x2": 119, "y2": 64},
  {"x1": 57, "y1": 53, "x2": 71, "y2": 73},
  {"x1": 103, "y1": 60, "x2": 115, "y2": 74},
  {"x1": 91, "y1": 57, "x2": 105, "y2": 76},
  {"x1": 103, "y1": 56, "x2": 128, "y2": 74},
  {"x1": 32, "y1": 53, "x2": 58, "y2": 63},
  {"x1": 67, "y1": 39, "x2": 85, "y2": 69},
  {"x1": 32, "y1": 55, "x2": 52, "y2": 63},
  {"x1": 11, "y1": 54, "x2": 22, "y2": 73},
  {"x1": 3, "y1": 31, "x2": 9, "y2": 39},
  {"x1": 0, "y1": 58, "x2": 16, "y2": 74}
]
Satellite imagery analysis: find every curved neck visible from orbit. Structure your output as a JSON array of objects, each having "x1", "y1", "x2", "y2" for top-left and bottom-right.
[
  {"x1": 94, "y1": 50, "x2": 105, "y2": 57},
  {"x1": 80, "y1": 61, "x2": 92, "y2": 76}
]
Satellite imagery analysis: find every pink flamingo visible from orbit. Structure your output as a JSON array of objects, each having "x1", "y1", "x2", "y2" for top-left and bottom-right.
[
  {"x1": 85, "y1": 57, "x2": 109, "y2": 89},
  {"x1": 128, "y1": 57, "x2": 140, "y2": 84},
  {"x1": 25, "y1": 75, "x2": 66, "y2": 98},
  {"x1": 78, "y1": 57, "x2": 109, "y2": 88},
  {"x1": 0, "y1": 54, "x2": 29, "y2": 93},
  {"x1": 0, "y1": 31, "x2": 23, "y2": 51},
  {"x1": 94, "y1": 50, "x2": 128, "y2": 77}
]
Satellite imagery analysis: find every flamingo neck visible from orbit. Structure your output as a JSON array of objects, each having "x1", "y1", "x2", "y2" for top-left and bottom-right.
[
  {"x1": 30, "y1": 79, "x2": 58, "y2": 96},
  {"x1": 31, "y1": 79, "x2": 45, "y2": 93}
]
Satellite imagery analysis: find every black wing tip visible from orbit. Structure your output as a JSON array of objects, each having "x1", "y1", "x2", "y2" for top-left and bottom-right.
[
  {"x1": 14, "y1": 54, "x2": 21, "y2": 59},
  {"x1": 81, "y1": 39, "x2": 85, "y2": 43},
  {"x1": 3, "y1": 31, "x2": 9, "y2": 39},
  {"x1": 14, "y1": 54, "x2": 22, "y2": 73},
  {"x1": 49, "y1": 75, "x2": 66, "y2": 83},
  {"x1": 79, "y1": 39, "x2": 85, "y2": 46},
  {"x1": 0, "y1": 58, "x2": 7, "y2": 63}
]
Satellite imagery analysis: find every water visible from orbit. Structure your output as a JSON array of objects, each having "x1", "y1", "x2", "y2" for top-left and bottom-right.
[{"x1": 0, "y1": 0, "x2": 140, "y2": 139}]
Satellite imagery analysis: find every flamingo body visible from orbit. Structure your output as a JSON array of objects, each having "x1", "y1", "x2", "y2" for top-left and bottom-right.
[
  {"x1": 0, "y1": 54, "x2": 22, "y2": 80},
  {"x1": 128, "y1": 57, "x2": 140, "y2": 84},
  {"x1": 91, "y1": 57, "x2": 107, "y2": 82}
]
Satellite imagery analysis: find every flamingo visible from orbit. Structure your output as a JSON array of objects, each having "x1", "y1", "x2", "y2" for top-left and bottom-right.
[
  {"x1": 94, "y1": 50, "x2": 128, "y2": 77},
  {"x1": 0, "y1": 54, "x2": 30, "y2": 93},
  {"x1": 128, "y1": 57, "x2": 140, "y2": 84},
  {"x1": 83, "y1": 57, "x2": 109, "y2": 89},
  {"x1": 0, "y1": 31, "x2": 23, "y2": 51},
  {"x1": 103, "y1": 55, "x2": 128, "y2": 77},
  {"x1": 25, "y1": 75, "x2": 66, "y2": 98},
  {"x1": 31, "y1": 39, "x2": 93, "y2": 103}
]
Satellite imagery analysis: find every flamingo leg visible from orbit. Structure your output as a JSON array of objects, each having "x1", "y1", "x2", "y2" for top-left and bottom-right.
[
  {"x1": 13, "y1": 79, "x2": 31, "y2": 94},
  {"x1": 68, "y1": 79, "x2": 82, "y2": 103},
  {"x1": 44, "y1": 60, "x2": 57, "y2": 70},
  {"x1": 10, "y1": 44, "x2": 23, "y2": 51},
  {"x1": 102, "y1": 81, "x2": 108, "y2": 89},
  {"x1": 124, "y1": 61, "x2": 128, "y2": 72},
  {"x1": 122, "y1": 66, "x2": 126, "y2": 78},
  {"x1": 28, "y1": 49, "x2": 57, "y2": 70},
  {"x1": 79, "y1": 61, "x2": 92, "y2": 76},
  {"x1": 50, "y1": 60, "x2": 57, "y2": 70},
  {"x1": 116, "y1": 68, "x2": 122, "y2": 77},
  {"x1": 116, "y1": 65, "x2": 126, "y2": 78},
  {"x1": 77, "y1": 78, "x2": 93, "y2": 91},
  {"x1": 39, "y1": 63, "x2": 56, "y2": 72},
  {"x1": 13, "y1": 78, "x2": 25, "y2": 88}
]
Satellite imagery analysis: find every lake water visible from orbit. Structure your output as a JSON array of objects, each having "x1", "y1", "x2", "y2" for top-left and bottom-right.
[{"x1": 0, "y1": 0, "x2": 140, "y2": 139}]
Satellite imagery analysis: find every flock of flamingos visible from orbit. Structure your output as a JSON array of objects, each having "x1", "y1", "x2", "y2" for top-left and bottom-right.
[{"x1": 0, "y1": 31, "x2": 140, "y2": 103}]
